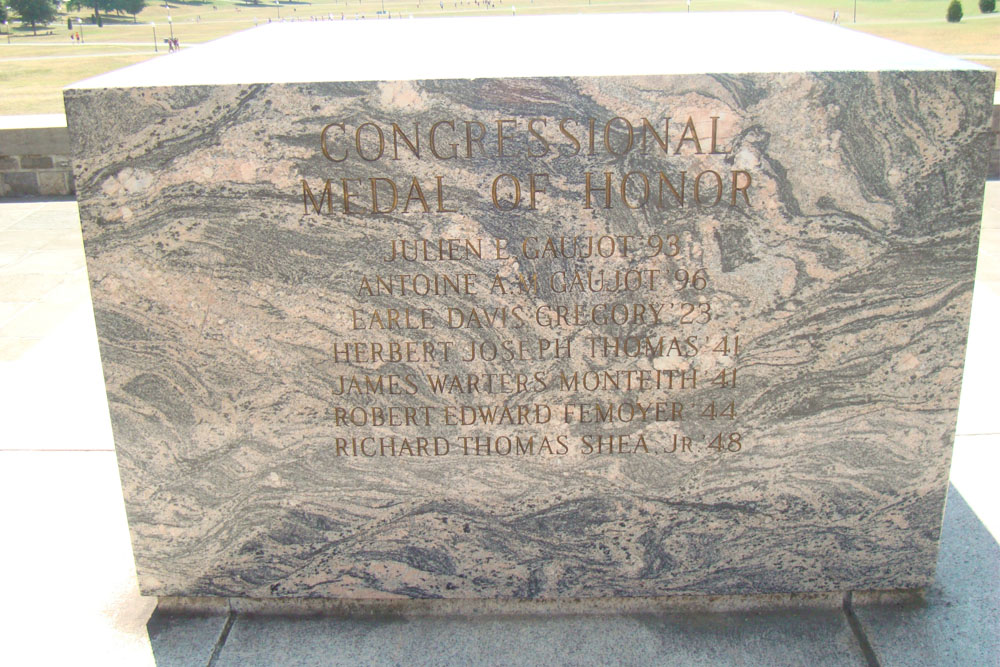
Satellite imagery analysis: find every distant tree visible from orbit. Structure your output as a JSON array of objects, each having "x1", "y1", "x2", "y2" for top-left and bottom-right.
[
  {"x1": 0, "y1": 3, "x2": 7, "y2": 24},
  {"x1": 979, "y1": 0, "x2": 995, "y2": 13},
  {"x1": 77, "y1": 0, "x2": 107, "y2": 26},
  {"x1": 947, "y1": 0, "x2": 963, "y2": 20},
  {"x1": 10, "y1": 0, "x2": 57, "y2": 34},
  {"x1": 116, "y1": 0, "x2": 145, "y2": 22}
]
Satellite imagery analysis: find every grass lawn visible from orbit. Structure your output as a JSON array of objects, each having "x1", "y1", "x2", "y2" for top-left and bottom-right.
[
  {"x1": 854, "y1": 15, "x2": 1000, "y2": 54},
  {"x1": 0, "y1": 55, "x2": 154, "y2": 115},
  {"x1": 0, "y1": 0, "x2": 997, "y2": 116}
]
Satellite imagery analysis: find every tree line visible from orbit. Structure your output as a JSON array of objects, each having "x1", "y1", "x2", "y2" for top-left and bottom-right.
[{"x1": 4, "y1": 0, "x2": 147, "y2": 36}]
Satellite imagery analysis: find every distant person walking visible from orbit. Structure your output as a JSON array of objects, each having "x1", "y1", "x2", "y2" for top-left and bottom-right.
[{"x1": 833, "y1": 10, "x2": 840, "y2": 22}]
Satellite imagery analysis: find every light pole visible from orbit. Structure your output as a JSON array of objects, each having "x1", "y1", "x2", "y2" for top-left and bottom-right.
[
  {"x1": 3, "y1": 21, "x2": 8, "y2": 44},
  {"x1": 167, "y1": 15, "x2": 173, "y2": 40},
  {"x1": 275, "y1": 1, "x2": 281, "y2": 19},
  {"x1": 152, "y1": 21, "x2": 157, "y2": 51},
  {"x1": 853, "y1": 0, "x2": 857, "y2": 23},
  {"x1": 74, "y1": 17, "x2": 84, "y2": 43}
]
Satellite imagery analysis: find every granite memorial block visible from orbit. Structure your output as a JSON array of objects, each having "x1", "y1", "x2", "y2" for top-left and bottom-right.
[{"x1": 64, "y1": 13, "x2": 996, "y2": 599}]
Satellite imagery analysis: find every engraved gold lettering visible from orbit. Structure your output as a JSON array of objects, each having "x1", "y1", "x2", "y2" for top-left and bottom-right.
[
  {"x1": 528, "y1": 173, "x2": 547, "y2": 210},
  {"x1": 710, "y1": 116, "x2": 729, "y2": 154},
  {"x1": 435, "y1": 176, "x2": 456, "y2": 213},
  {"x1": 355, "y1": 122, "x2": 385, "y2": 162},
  {"x1": 492, "y1": 173, "x2": 521, "y2": 211},
  {"x1": 620, "y1": 171, "x2": 650, "y2": 209},
  {"x1": 604, "y1": 117, "x2": 634, "y2": 156},
  {"x1": 694, "y1": 170, "x2": 723, "y2": 207},
  {"x1": 658, "y1": 171, "x2": 685, "y2": 207},
  {"x1": 558, "y1": 118, "x2": 581, "y2": 156},
  {"x1": 302, "y1": 179, "x2": 334, "y2": 214},
  {"x1": 497, "y1": 119, "x2": 517, "y2": 158},
  {"x1": 465, "y1": 120, "x2": 486, "y2": 158},
  {"x1": 641, "y1": 117, "x2": 669, "y2": 154},
  {"x1": 403, "y1": 178, "x2": 430, "y2": 213},
  {"x1": 391, "y1": 122, "x2": 420, "y2": 159},
  {"x1": 319, "y1": 122, "x2": 347, "y2": 162},
  {"x1": 429, "y1": 120, "x2": 458, "y2": 159},
  {"x1": 527, "y1": 118, "x2": 550, "y2": 158},
  {"x1": 341, "y1": 178, "x2": 361, "y2": 213},
  {"x1": 731, "y1": 170, "x2": 751, "y2": 206},
  {"x1": 371, "y1": 177, "x2": 398, "y2": 213},
  {"x1": 674, "y1": 116, "x2": 704, "y2": 155},
  {"x1": 584, "y1": 172, "x2": 613, "y2": 209}
]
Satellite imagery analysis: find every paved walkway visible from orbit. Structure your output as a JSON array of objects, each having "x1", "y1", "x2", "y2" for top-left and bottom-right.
[
  {"x1": 0, "y1": 52, "x2": 173, "y2": 62},
  {"x1": 0, "y1": 190, "x2": 998, "y2": 665}
]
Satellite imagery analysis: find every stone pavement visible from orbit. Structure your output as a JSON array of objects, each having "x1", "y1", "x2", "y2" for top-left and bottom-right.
[{"x1": 0, "y1": 189, "x2": 998, "y2": 666}]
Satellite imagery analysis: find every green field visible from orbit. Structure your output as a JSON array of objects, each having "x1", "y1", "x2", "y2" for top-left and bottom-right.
[{"x1": 0, "y1": 0, "x2": 997, "y2": 115}]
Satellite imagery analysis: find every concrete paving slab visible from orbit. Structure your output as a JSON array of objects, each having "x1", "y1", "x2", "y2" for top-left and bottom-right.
[
  {"x1": 0, "y1": 301, "x2": 26, "y2": 326},
  {"x1": 39, "y1": 233, "x2": 92, "y2": 252},
  {"x1": 146, "y1": 610, "x2": 231, "y2": 667},
  {"x1": 956, "y1": 284, "x2": 1000, "y2": 436},
  {"x1": 0, "y1": 249, "x2": 86, "y2": 274},
  {"x1": 0, "y1": 250, "x2": 26, "y2": 267},
  {"x1": 0, "y1": 199, "x2": 87, "y2": 358},
  {"x1": 0, "y1": 301, "x2": 79, "y2": 337},
  {"x1": 950, "y1": 435, "x2": 1000, "y2": 542},
  {"x1": 39, "y1": 275, "x2": 92, "y2": 305},
  {"x1": 853, "y1": 486, "x2": 1000, "y2": 667},
  {"x1": 0, "y1": 302, "x2": 114, "y2": 449},
  {"x1": 981, "y1": 183, "x2": 1000, "y2": 230},
  {"x1": 0, "y1": 229, "x2": 74, "y2": 253},
  {"x1": 0, "y1": 273, "x2": 67, "y2": 301},
  {"x1": 0, "y1": 451, "x2": 155, "y2": 666},
  {"x1": 214, "y1": 607, "x2": 866, "y2": 667},
  {"x1": 0, "y1": 336, "x2": 42, "y2": 360},
  {"x1": 0, "y1": 201, "x2": 46, "y2": 232},
  {"x1": 6, "y1": 207, "x2": 80, "y2": 231},
  {"x1": 974, "y1": 184, "x2": 1000, "y2": 289},
  {"x1": 945, "y1": 183, "x2": 997, "y2": 437}
]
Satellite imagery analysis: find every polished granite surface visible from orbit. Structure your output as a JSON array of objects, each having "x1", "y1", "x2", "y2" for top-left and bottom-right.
[{"x1": 63, "y1": 16, "x2": 995, "y2": 599}]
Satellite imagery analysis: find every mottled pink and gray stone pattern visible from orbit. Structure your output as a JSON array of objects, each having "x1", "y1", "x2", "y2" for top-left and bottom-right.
[{"x1": 65, "y1": 17, "x2": 995, "y2": 599}]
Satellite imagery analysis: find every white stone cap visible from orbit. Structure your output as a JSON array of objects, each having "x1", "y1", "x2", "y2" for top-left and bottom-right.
[
  {"x1": 66, "y1": 12, "x2": 990, "y2": 90},
  {"x1": 0, "y1": 114, "x2": 67, "y2": 129}
]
